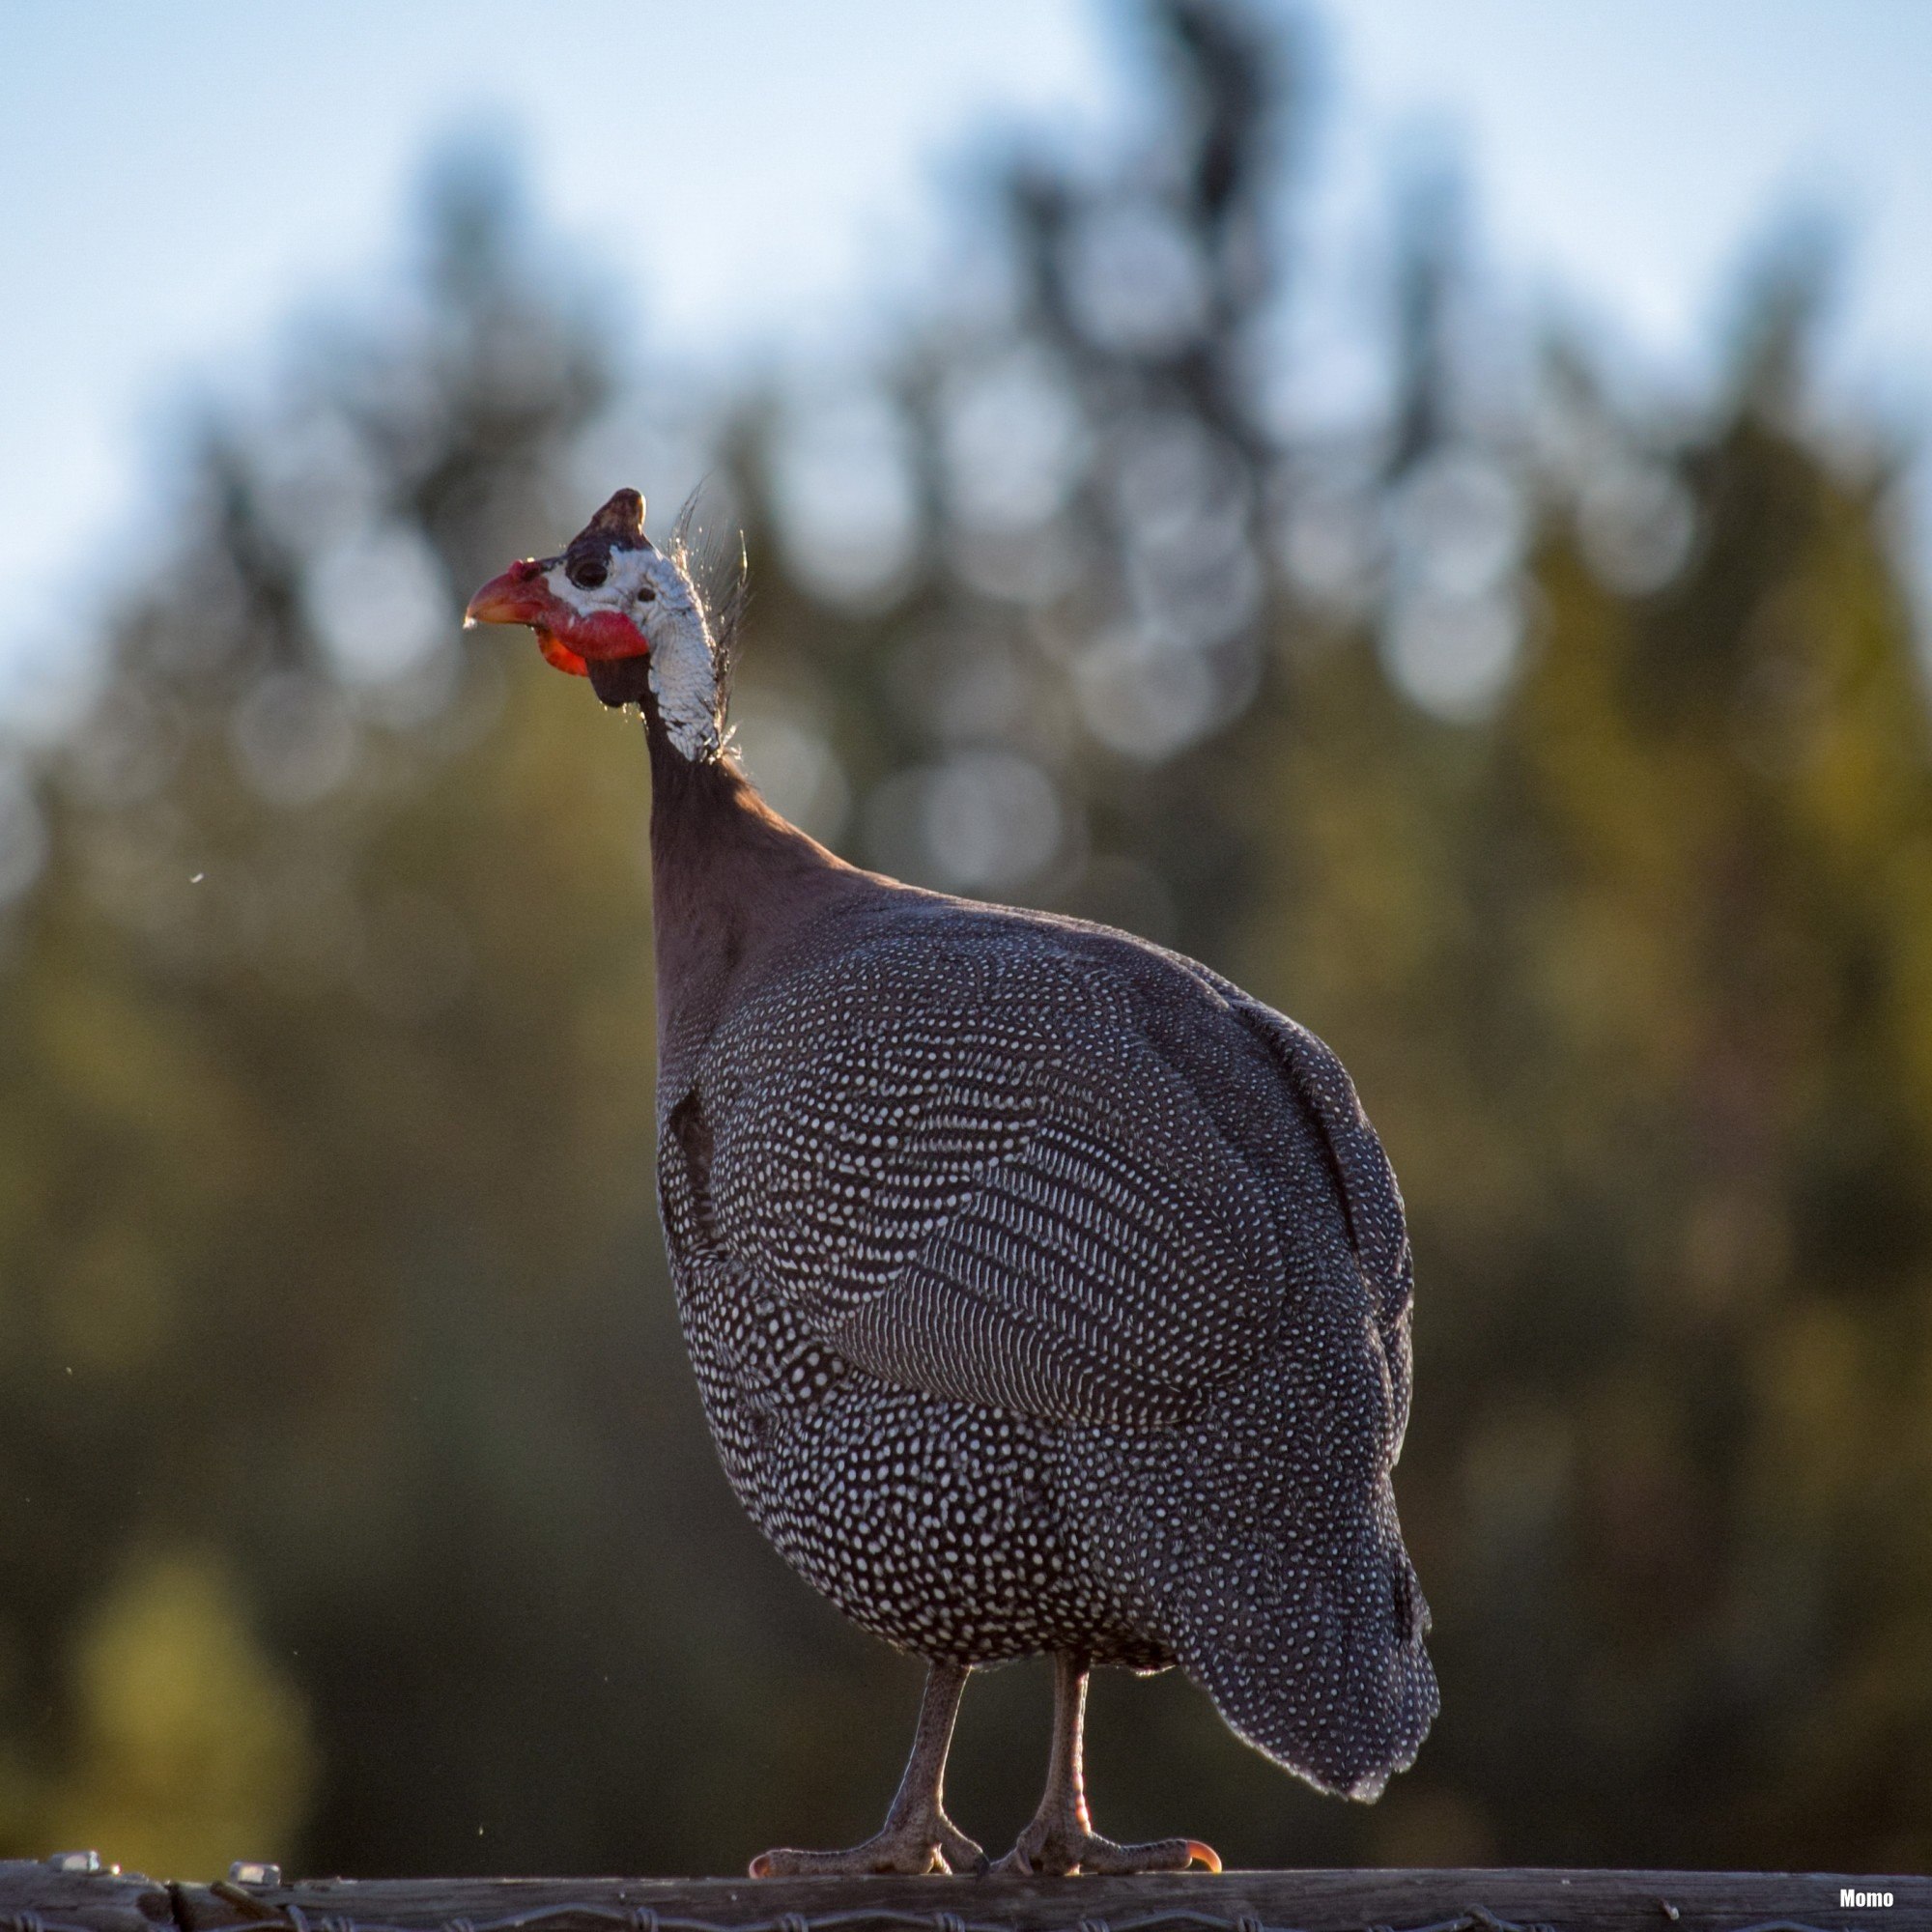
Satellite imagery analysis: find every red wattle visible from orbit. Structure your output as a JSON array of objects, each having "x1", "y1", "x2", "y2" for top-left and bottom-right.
[
  {"x1": 567, "y1": 609, "x2": 652, "y2": 661},
  {"x1": 537, "y1": 633, "x2": 590, "y2": 677}
]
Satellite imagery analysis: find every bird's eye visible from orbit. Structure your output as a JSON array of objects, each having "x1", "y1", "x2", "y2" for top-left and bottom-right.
[
  {"x1": 635, "y1": 582, "x2": 657, "y2": 604},
  {"x1": 567, "y1": 555, "x2": 608, "y2": 590}
]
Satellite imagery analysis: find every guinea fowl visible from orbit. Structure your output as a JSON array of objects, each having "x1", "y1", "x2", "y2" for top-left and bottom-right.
[{"x1": 466, "y1": 489, "x2": 1437, "y2": 1877}]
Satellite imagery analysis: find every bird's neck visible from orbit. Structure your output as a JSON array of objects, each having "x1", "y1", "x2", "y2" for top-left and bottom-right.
[{"x1": 644, "y1": 719, "x2": 867, "y2": 1095}]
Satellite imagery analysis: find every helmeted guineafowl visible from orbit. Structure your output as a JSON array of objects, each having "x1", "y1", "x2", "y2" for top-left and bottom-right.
[{"x1": 467, "y1": 489, "x2": 1437, "y2": 1876}]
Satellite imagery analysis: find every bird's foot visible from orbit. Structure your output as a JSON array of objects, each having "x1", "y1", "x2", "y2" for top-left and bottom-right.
[
  {"x1": 993, "y1": 1808, "x2": 1219, "y2": 1877},
  {"x1": 751, "y1": 1807, "x2": 985, "y2": 1877}
]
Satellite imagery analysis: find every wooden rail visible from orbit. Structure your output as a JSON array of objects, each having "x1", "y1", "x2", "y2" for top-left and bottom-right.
[{"x1": 0, "y1": 1857, "x2": 1921, "y2": 1932}]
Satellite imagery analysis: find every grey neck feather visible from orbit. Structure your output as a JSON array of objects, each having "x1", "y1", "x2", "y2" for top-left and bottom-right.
[{"x1": 648, "y1": 570, "x2": 724, "y2": 763}]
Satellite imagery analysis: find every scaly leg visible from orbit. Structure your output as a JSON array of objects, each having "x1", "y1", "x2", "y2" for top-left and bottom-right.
[
  {"x1": 995, "y1": 1652, "x2": 1220, "y2": 1876},
  {"x1": 752, "y1": 1659, "x2": 984, "y2": 1876}
]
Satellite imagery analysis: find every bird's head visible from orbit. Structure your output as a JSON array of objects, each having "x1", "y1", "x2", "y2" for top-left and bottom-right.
[{"x1": 465, "y1": 487, "x2": 730, "y2": 760}]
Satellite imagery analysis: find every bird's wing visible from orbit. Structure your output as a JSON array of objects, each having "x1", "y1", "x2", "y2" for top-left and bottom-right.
[
  {"x1": 686, "y1": 928, "x2": 1288, "y2": 1428},
  {"x1": 1207, "y1": 976, "x2": 1415, "y2": 1444}
]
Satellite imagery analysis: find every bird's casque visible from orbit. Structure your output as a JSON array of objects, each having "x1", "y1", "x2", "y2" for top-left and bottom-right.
[{"x1": 467, "y1": 490, "x2": 1439, "y2": 1877}]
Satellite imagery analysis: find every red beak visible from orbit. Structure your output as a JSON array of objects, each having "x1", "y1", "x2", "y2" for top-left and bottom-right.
[
  {"x1": 465, "y1": 558, "x2": 556, "y2": 629},
  {"x1": 464, "y1": 559, "x2": 592, "y2": 677}
]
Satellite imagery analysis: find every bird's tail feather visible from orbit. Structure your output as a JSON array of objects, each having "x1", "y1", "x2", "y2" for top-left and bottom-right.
[{"x1": 1166, "y1": 1489, "x2": 1438, "y2": 1802}]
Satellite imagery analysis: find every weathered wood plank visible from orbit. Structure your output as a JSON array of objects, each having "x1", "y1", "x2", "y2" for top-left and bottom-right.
[
  {"x1": 4, "y1": 1862, "x2": 1918, "y2": 1932},
  {"x1": 0, "y1": 1857, "x2": 175, "y2": 1932}
]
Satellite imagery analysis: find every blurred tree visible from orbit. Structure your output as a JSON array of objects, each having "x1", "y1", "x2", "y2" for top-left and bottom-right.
[
  {"x1": 1229, "y1": 237, "x2": 1932, "y2": 1869},
  {"x1": 0, "y1": 0, "x2": 1926, "y2": 1883},
  {"x1": 0, "y1": 156, "x2": 730, "y2": 1876}
]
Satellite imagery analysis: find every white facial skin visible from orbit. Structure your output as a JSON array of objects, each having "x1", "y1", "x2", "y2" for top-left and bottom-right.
[{"x1": 545, "y1": 542, "x2": 724, "y2": 761}]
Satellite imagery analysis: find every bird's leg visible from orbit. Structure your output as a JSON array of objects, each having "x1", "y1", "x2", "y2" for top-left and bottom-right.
[
  {"x1": 995, "y1": 1652, "x2": 1220, "y2": 1876},
  {"x1": 751, "y1": 1659, "x2": 984, "y2": 1876}
]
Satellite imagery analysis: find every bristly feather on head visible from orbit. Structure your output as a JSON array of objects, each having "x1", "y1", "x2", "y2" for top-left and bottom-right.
[{"x1": 668, "y1": 482, "x2": 749, "y2": 730}]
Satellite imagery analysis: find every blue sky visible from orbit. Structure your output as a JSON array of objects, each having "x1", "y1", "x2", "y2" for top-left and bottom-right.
[{"x1": 4, "y1": 0, "x2": 1929, "y2": 716}]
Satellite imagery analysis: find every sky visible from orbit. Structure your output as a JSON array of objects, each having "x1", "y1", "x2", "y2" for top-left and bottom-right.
[{"x1": 4, "y1": 0, "x2": 1929, "y2": 716}]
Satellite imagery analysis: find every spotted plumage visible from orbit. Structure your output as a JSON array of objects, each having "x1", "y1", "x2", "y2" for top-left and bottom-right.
[
  {"x1": 467, "y1": 491, "x2": 1437, "y2": 1876},
  {"x1": 662, "y1": 899, "x2": 1434, "y2": 1796}
]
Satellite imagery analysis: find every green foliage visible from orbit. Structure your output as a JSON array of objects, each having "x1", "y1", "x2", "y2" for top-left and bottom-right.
[{"x1": 1, "y1": 0, "x2": 1927, "y2": 1879}]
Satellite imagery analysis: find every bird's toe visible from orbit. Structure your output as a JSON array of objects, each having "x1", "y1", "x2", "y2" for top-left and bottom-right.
[
  {"x1": 1073, "y1": 1833, "x2": 1220, "y2": 1875},
  {"x1": 995, "y1": 1820, "x2": 1219, "y2": 1877},
  {"x1": 750, "y1": 1809, "x2": 984, "y2": 1878}
]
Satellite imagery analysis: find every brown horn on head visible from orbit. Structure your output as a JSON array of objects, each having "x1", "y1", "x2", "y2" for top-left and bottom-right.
[{"x1": 585, "y1": 488, "x2": 647, "y2": 546}]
